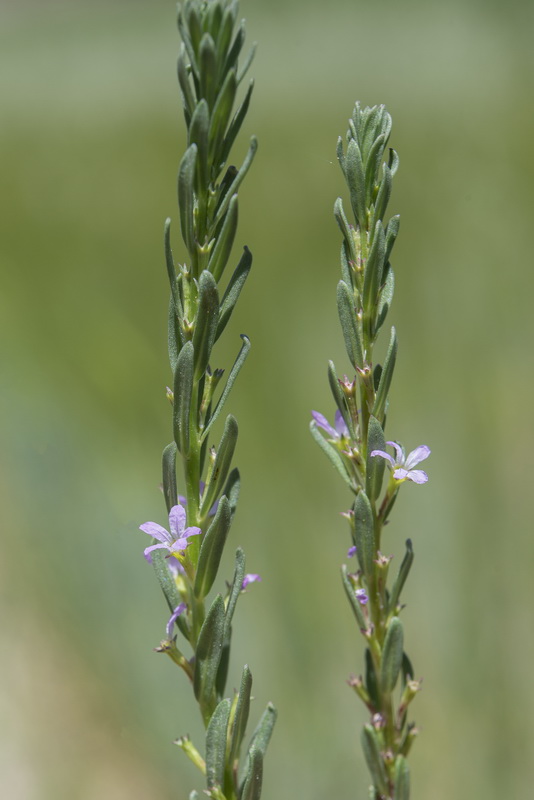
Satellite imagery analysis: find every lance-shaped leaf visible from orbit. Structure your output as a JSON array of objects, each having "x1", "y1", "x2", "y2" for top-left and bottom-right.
[
  {"x1": 365, "y1": 648, "x2": 379, "y2": 709},
  {"x1": 215, "y1": 5, "x2": 235, "y2": 70},
  {"x1": 237, "y1": 43, "x2": 256, "y2": 85},
  {"x1": 164, "y1": 217, "x2": 177, "y2": 297},
  {"x1": 340, "y1": 241, "x2": 352, "y2": 288},
  {"x1": 337, "y1": 280, "x2": 364, "y2": 371},
  {"x1": 240, "y1": 746, "x2": 263, "y2": 800},
  {"x1": 214, "y1": 136, "x2": 258, "y2": 227},
  {"x1": 372, "y1": 326, "x2": 397, "y2": 423},
  {"x1": 363, "y1": 222, "x2": 386, "y2": 315},
  {"x1": 205, "y1": 0, "x2": 222, "y2": 41},
  {"x1": 202, "y1": 333, "x2": 250, "y2": 439},
  {"x1": 162, "y1": 441, "x2": 178, "y2": 513},
  {"x1": 366, "y1": 415, "x2": 386, "y2": 502},
  {"x1": 199, "y1": 33, "x2": 217, "y2": 109},
  {"x1": 380, "y1": 616, "x2": 404, "y2": 693},
  {"x1": 370, "y1": 164, "x2": 392, "y2": 231},
  {"x1": 178, "y1": 144, "x2": 197, "y2": 257},
  {"x1": 375, "y1": 263, "x2": 394, "y2": 336},
  {"x1": 344, "y1": 138, "x2": 366, "y2": 227},
  {"x1": 334, "y1": 197, "x2": 356, "y2": 265},
  {"x1": 327, "y1": 360, "x2": 353, "y2": 438},
  {"x1": 177, "y1": 48, "x2": 195, "y2": 125},
  {"x1": 206, "y1": 698, "x2": 231, "y2": 790},
  {"x1": 195, "y1": 496, "x2": 231, "y2": 598},
  {"x1": 228, "y1": 665, "x2": 252, "y2": 767},
  {"x1": 225, "y1": 547, "x2": 246, "y2": 637},
  {"x1": 336, "y1": 135, "x2": 345, "y2": 173},
  {"x1": 173, "y1": 341, "x2": 195, "y2": 455},
  {"x1": 223, "y1": 18, "x2": 245, "y2": 76},
  {"x1": 388, "y1": 539, "x2": 414, "y2": 614},
  {"x1": 194, "y1": 594, "x2": 226, "y2": 721},
  {"x1": 189, "y1": 99, "x2": 210, "y2": 192},
  {"x1": 215, "y1": 247, "x2": 252, "y2": 341},
  {"x1": 402, "y1": 651, "x2": 415, "y2": 684},
  {"x1": 192, "y1": 271, "x2": 219, "y2": 380},
  {"x1": 388, "y1": 147, "x2": 400, "y2": 178},
  {"x1": 309, "y1": 419, "x2": 356, "y2": 492},
  {"x1": 208, "y1": 194, "x2": 238, "y2": 283},
  {"x1": 384, "y1": 214, "x2": 400, "y2": 265},
  {"x1": 201, "y1": 414, "x2": 238, "y2": 516},
  {"x1": 394, "y1": 755, "x2": 410, "y2": 800},
  {"x1": 353, "y1": 490, "x2": 375, "y2": 581},
  {"x1": 219, "y1": 79, "x2": 254, "y2": 168},
  {"x1": 209, "y1": 67, "x2": 237, "y2": 167},
  {"x1": 215, "y1": 466, "x2": 236, "y2": 513},
  {"x1": 182, "y1": 0, "x2": 202, "y2": 54},
  {"x1": 364, "y1": 132, "x2": 387, "y2": 206},
  {"x1": 168, "y1": 297, "x2": 182, "y2": 372},
  {"x1": 341, "y1": 565, "x2": 367, "y2": 632},
  {"x1": 177, "y1": 8, "x2": 200, "y2": 82},
  {"x1": 239, "y1": 704, "x2": 276, "y2": 796},
  {"x1": 361, "y1": 724, "x2": 388, "y2": 797}
]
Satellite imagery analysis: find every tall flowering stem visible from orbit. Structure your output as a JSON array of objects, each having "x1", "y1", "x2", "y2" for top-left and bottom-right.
[
  {"x1": 141, "y1": 2, "x2": 275, "y2": 798},
  {"x1": 311, "y1": 104, "x2": 430, "y2": 799}
]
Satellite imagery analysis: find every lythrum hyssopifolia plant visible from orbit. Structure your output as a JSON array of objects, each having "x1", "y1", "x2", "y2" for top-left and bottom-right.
[
  {"x1": 311, "y1": 104, "x2": 430, "y2": 799},
  {"x1": 137, "y1": 2, "x2": 275, "y2": 798}
]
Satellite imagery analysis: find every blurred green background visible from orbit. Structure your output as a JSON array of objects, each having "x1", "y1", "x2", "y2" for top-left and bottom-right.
[{"x1": 2, "y1": 0, "x2": 534, "y2": 797}]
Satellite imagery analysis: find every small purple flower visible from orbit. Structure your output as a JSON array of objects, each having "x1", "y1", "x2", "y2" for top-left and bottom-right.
[
  {"x1": 167, "y1": 556, "x2": 185, "y2": 577},
  {"x1": 140, "y1": 504, "x2": 201, "y2": 562},
  {"x1": 370, "y1": 441, "x2": 430, "y2": 485},
  {"x1": 347, "y1": 545, "x2": 357, "y2": 558},
  {"x1": 242, "y1": 573, "x2": 261, "y2": 590},
  {"x1": 166, "y1": 602, "x2": 187, "y2": 639},
  {"x1": 311, "y1": 409, "x2": 349, "y2": 440},
  {"x1": 356, "y1": 588, "x2": 368, "y2": 605}
]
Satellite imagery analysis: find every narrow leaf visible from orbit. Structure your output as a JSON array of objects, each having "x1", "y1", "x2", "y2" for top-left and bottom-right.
[
  {"x1": 200, "y1": 415, "x2": 239, "y2": 518},
  {"x1": 361, "y1": 724, "x2": 388, "y2": 796},
  {"x1": 334, "y1": 197, "x2": 356, "y2": 264},
  {"x1": 366, "y1": 416, "x2": 385, "y2": 502},
  {"x1": 215, "y1": 247, "x2": 252, "y2": 340},
  {"x1": 394, "y1": 755, "x2": 410, "y2": 800},
  {"x1": 192, "y1": 271, "x2": 219, "y2": 380},
  {"x1": 240, "y1": 747, "x2": 263, "y2": 800},
  {"x1": 224, "y1": 547, "x2": 246, "y2": 637},
  {"x1": 384, "y1": 214, "x2": 400, "y2": 264},
  {"x1": 375, "y1": 263, "x2": 394, "y2": 335},
  {"x1": 195, "y1": 497, "x2": 232, "y2": 598},
  {"x1": 223, "y1": 467, "x2": 240, "y2": 517},
  {"x1": 199, "y1": 33, "x2": 217, "y2": 108},
  {"x1": 229, "y1": 665, "x2": 252, "y2": 766},
  {"x1": 372, "y1": 326, "x2": 397, "y2": 423},
  {"x1": 337, "y1": 280, "x2": 364, "y2": 370},
  {"x1": 370, "y1": 164, "x2": 392, "y2": 231},
  {"x1": 194, "y1": 594, "x2": 226, "y2": 720},
  {"x1": 173, "y1": 341, "x2": 195, "y2": 455},
  {"x1": 309, "y1": 421, "x2": 356, "y2": 492},
  {"x1": 388, "y1": 539, "x2": 414, "y2": 614},
  {"x1": 206, "y1": 698, "x2": 231, "y2": 789},
  {"x1": 178, "y1": 144, "x2": 197, "y2": 256},
  {"x1": 162, "y1": 442, "x2": 178, "y2": 513},
  {"x1": 363, "y1": 222, "x2": 386, "y2": 314},
  {"x1": 365, "y1": 648, "x2": 379, "y2": 709},
  {"x1": 381, "y1": 616, "x2": 404, "y2": 692},
  {"x1": 209, "y1": 68, "x2": 238, "y2": 167},
  {"x1": 353, "y1": 491, "x2": 375, "y2": 581},
  {"x1": 203, "y1": 337, "x2": 250, "y2": 438},
  {"x1": 208, "y1": 194, "x2": 238, "y2": 283},
  {"x1": 344, "y1": 138, "x2": 366, "y2": 227},
  {"x1": 327, "y1": 360, "x2": 353, "y2": 437},
  {"x1": 189, "y1": 99, "x2": 210, "y2": 191},
  {"x1": 219, "y1": 79, "x2": 254, "y2": 168},
  {"x1": 214, "y1": 136, "x2": 258, "y2": 227}
]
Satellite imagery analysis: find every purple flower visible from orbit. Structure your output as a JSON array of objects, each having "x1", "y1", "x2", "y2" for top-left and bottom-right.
[
  {"x1": 311, "y1": 410, "x2": 349, "y2": 440},
  {"x1": 166, "y1": 602, "x2": 187, "y2": 639},
  {"x1": 140, "y1": 504, "x2": 202, "y2": 562},
  {"x1": 370, "y1": 441, "x2": 430, "y2": 485},
  {"x1": 347, "y1": 545, "x2": 357, "y2": 558},
  {"x1": 242, "y1": 573, "x2": 261, "y2": 590},
  {"x1": 167, "y1": 556, "x2": 185, "y2": 577},
  {"x1": 356, "y1": 588, "x2": 368, "y2": 605}
]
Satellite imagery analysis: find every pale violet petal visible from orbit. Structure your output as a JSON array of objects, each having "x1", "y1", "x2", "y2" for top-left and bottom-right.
[
  {"x1": 169, "y1": 504, "x2": 186, "y2": 537},
  {"x1": 311, "y1": 410, "x2": 338, "y2": 438},
  {"x1": 407, "y1": 469, "x2": 428, "y2": 484},
  {"x1": 139, "y1": 521, "x2": 171, "y2": 544},
  {"x1": 370, "y1": 449, "x2": 396, "y2": 469},
  {"x1": 183, "y1": 526, "x2": 202, "y2": 539},
  {"x1": 166, "y1": 602, "x2": 187, "y2": 639},
  {"x1": 143, "y1": 542, "x2": 170, "y2": 562},
  {"x1": 393, "y1": 467, "x2": 409, "y2": 481},
  {"x1": 334, "y1": 410, "x2": 349, "y2": 437},
  {"x1": 405, "y1": 445, "x2": 431, "y2": 470},
  {"x1": 386, "y1": 441, "x2": 405, "y2": 466}
]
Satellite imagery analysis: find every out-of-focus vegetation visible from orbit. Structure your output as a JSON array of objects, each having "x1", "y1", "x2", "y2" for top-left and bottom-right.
[{"x1": 1, "y1": 1, "x2": 533, "y2": 797}]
